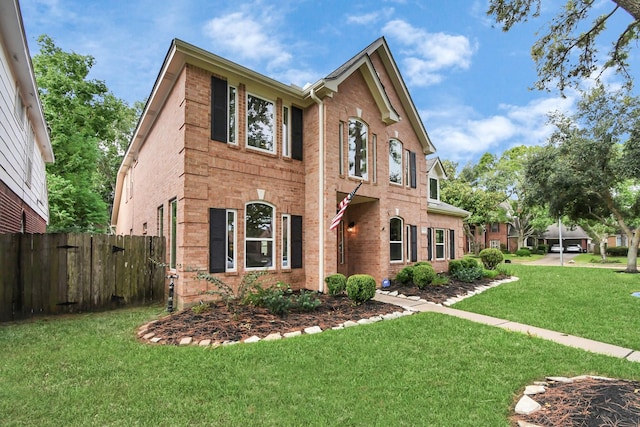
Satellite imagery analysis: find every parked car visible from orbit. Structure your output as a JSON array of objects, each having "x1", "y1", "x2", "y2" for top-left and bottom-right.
[
  {"x1": 565, "y1": 244, "x2": 583, "y2": 253},
  {"x1": 550, "y1": 244, "x2": 563, "y2": 253}
]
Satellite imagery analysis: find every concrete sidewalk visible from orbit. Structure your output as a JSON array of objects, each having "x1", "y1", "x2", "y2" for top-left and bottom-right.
[{"x1": 373, "y1": 292, "x2": 640, "y2": 363}]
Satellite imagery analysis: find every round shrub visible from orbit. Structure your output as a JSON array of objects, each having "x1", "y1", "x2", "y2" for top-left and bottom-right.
[
  {"x1": 324, "y1": 273, "x2": 347, "y2": 296},
  {"x1": 413, "y1": 264, "x2": 436, "y2": 289},
  {"x1": 479, "y1": 248, "x2": 504, "y2": 270},
  {"x1": 346, "y1": 274, "x2": 376, "y2": 305},
  {"x1": 483, "y1": 269, "x2": 499, "y2": 279},
  {"x1": 448, "y1": 259, "x2": 464, "y2": 275},
  {"x1": 515, "y1": 248, "x2": 531, "y2": 257},
  {"x1": 395, "y1": 266, "x2": 414, "y2": 285},
  {"x1": 606, "y1": 246, "x2": 628, "y2": 257},
  {"x1": 461, "y1": 257, "x2": 478, "y2": 269}
]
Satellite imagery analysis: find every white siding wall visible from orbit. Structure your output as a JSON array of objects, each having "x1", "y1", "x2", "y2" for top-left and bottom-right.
[{"x1": 0, "y1": 37, "x2": 49, "y2": 221}]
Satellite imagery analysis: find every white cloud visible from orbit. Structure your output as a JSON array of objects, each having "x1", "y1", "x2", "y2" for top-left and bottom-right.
[
  {"x1": 423, "y1": 95, "x2": 576, "y2": 165},
  {"x1": 203, "y1": 11, "x2": 292, "y2": 70},
  {"x1": 383, "y1": 19, "x2": 476, "y2": 87},
  {"x1": 347, "y1": 8, "x2": 395, "y2": 25}
]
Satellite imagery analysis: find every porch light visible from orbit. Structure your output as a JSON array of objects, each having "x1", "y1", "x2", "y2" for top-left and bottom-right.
[{"x1": 347, "y1": 222, "x2": 356, "y2": 232}]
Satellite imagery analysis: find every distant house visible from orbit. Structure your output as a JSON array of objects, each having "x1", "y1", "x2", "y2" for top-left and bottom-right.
[
  {"x1": 542, "y1": 223, "x2": 590, "y2": 252},
  {"x1": 111, "y1": 37, "x2": 468, "y2": 308},
  {"x1": 0, "y1": 0, "x2": 54, "y2": 233}
]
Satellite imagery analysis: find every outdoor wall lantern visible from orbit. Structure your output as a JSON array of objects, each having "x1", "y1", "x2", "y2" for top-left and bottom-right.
[{"x1": 347, "y1": 222, "x2": 356, "y2": 232}]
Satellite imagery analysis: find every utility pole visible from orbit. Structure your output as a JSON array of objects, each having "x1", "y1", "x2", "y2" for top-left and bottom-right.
[{"x1": 558, "y1": 217, "x2": 563, "y2": 267}]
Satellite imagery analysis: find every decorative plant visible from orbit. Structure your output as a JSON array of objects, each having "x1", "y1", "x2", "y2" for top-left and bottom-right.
[{"x1": 346, "y1": 274, "x2": 376, "y2": 305}]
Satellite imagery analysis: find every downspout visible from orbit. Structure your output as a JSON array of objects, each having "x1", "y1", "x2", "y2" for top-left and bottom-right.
[{"x1": 309, "y1": 88, "x2": 325, "y2": 293}]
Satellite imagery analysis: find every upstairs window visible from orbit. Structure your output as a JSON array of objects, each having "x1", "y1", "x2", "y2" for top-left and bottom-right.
[
  {"x1": 247, "y1": 94, "x2": 275, "y2": 153},
  {"x1": 429, "y1": 177, "x2": 439, "y2": 200},
  {"x1": 348, "y1": 119, "x2": 368, "y2": 179},
  {"x1": 389, "y1": 139, "x2": 403, "y2": 185}
]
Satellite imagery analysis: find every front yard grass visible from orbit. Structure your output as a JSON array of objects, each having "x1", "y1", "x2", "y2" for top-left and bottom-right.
[
  {"x1": 1, "y1": 282, "x2": 639, "y2": 426},
  {"x1": 454, "y1": 264, "x2": 640, "y2": 350}
]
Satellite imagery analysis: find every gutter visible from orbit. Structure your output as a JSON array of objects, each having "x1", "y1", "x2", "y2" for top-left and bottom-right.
[{"x1": 309, "y1": 88, "x2": 325, "y2": 293}]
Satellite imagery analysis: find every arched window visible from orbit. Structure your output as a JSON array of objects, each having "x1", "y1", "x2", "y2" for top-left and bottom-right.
[
  {"x1": 389, "y1": 139, "x2": 403, "y2": 184},
  {"x1": 390, "y1": 217, "x2": 403, "y2": 262},
  {"x1": 245, "y1": 202, "x2": 274, "y2": 268},
  {"x1": 348, "y1": 118, "x2": 368, "y2": 179}
]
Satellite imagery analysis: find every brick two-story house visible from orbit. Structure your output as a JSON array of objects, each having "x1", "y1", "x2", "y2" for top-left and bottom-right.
[{"x1": 111, "y1": 37, "x2": 467, "y2": 308}]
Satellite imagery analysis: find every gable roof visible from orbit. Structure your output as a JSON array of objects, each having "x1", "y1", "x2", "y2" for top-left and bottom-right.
[
  {"x1": 307, "y1": 37, "x2": 435, "y2": 155},
  {"x1": 427, "y1": 157, "x2": 447, "y2": 179},
  {"x1": 0, "y1": 0, "x2": 53, "y2": 163}
]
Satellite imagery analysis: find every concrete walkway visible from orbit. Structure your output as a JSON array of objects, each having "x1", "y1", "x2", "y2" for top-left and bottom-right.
[{"x1": 373, "y1": 292, "x2": 640, "y2": 363}]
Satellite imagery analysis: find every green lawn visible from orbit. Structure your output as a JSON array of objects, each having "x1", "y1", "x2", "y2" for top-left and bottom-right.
[
  {"x1": 1, "y1": 266, "x2": 639, "y2": 426},
  {"x1": 571, "y1": 253, "x2": 639, "y2": 266},
  {"x1": 455, "y1": 264, "x2": 640, "y2": 350},
  {"x1": 501, "y1": 253, "x2": 545, "y2": 263}
]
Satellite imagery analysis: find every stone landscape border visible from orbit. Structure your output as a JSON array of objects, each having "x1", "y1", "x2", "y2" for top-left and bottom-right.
[{"x1": 137, "y1": 277, "x2": 517, "y2": 347}]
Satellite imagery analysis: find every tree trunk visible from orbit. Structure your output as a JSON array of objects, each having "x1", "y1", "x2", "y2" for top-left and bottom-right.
[
  {"x1": 599, "y1": 241, "x2": 607, "y2": 262},
  {"x1": 626, "y1": 228, "x2": 639, "y2": 273}
]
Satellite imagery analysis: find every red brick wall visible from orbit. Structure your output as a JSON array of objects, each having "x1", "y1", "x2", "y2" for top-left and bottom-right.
[{"x1": 0, "y1": 179, "x2": 46, "y2": 233}]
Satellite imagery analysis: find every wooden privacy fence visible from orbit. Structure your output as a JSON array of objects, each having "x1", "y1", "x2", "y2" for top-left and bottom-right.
[{"x1": 0, "y1": 233, "x2": 166, "y2": 322}]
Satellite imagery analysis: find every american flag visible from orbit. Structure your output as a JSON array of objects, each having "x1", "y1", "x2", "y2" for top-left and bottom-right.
[{"x1": 329, "y1": 181, "x2": 363, "y2": 230}]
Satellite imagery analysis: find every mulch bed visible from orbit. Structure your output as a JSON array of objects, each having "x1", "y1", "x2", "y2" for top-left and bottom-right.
[
  {"x1": 139, "y1": 276, "x2": 640, "y2": 426},
  {"x1": 513, "y1": 377, "x2": 640, "y2": 426}
]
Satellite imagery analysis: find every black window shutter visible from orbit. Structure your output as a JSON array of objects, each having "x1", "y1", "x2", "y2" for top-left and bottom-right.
[
  {"x1": 427, "y1": 227, "x2": 433, "y2": 261},
  {"x1": 410, "y1": 225, "x2": 418, "y2": 262},
  {"x1": 291, "y1": 215, "x2": 303, "y2": 268},
  {"x1": 211, "y1": 76, "x2": 227, "y2": 142},
  {"x1": 291, "y1": 106, "x2": 303, "y2": 160},
  {"x1": 409, "y1": 151, "x2": 417, "y2": 188},
  {"x1": 209, "y1": 208, "x2": 226, "y2": 273},
  {"x1": 449, "y1": 229, "x2": 455, "y2": 260}
]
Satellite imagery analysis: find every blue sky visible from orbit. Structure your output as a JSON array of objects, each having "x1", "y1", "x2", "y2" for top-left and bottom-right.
[{"x1": 20, "y1": 0, "x2": 638, "y2": 168}]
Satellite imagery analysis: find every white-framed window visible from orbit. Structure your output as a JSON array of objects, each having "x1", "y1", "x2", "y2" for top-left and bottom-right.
[
  {"x1": 490, "y1": 240, "x2": 501, "y2": 249},
  {"x1": 157, "y1": 205, "x2": 164, "y2": 237},
  {"x1": 282, "y1": 106, "x2": 290, "y2": 157},
  {"x1": 170, "y1": 198, "x2": 178, "y2": 269},
  {"x1": 338, "y1": 221, "x2": 345, "y2": 264},
  {"x1": 14, "y1": 87, "x2": 25, "y2": 127},
  {"x1": 435, "y1": 229, "x2": 445, "y2": 260},
  {"x1": 390, "y1": 217, "x2": 403, "y2": 262},
  {"x1": 429, "y1": 177, "x2": 439, "y2": 200},
  {"x1": 246, "y1": 93, "x2": 275, "y2": 153},
  {"x1": 281, "y1": 214, "x2": 291, "y2": 269},
  {"x1": 245, "y1": 202, "x2": 274, "y2": 269},
  {"x1": 348, "y1": 118, "x2": 368, "y2": 179},
  {"x1": 227, "y1": 209, "x2": 237, "y2": 271},
  {"x1": 389, "y1": 139, "x2": 403, "y2": 185},
  {"x1": 228, "y1": 85, "x2": 237, "y2": 144}
]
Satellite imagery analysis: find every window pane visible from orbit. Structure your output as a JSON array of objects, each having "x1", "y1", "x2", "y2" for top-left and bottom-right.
[
  {"x1": 429, "y1": 178, "x2": 438, "y2": 199},
  {"x1": 228, "y1": 86, "x2": 236, "y2": 143},
  {"x1": 390, "y1": 218, "x2": 403, "y2": 261},
  {"x1": 245, "y1": 241, "x2": 273, "y2": 267},
  {"x1": 282, "y1": 215, "x2": 289, "y2": 268},
  {"x1": 227, "y1": 210, "x2": 235, "y2": 270},
  {"x1": 389, "y1": 139, "x2": 402, "y2": 184},
  {"x1": 348, "y1": 119, "x2": 368, "y2": 179},
  {"x1": 247, "y1": 94, "x2": 274, "y2": 152},
  {"x1": 245, "y1": 203, "x2": 273, "y2": 238},
  {"x1": 170, "y1": 199, "x2": 177, "y2": 269}
]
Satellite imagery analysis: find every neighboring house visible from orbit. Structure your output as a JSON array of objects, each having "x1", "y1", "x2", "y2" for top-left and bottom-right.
[
  {"x1": 541, "y1": 223, "x2": 590, "y2": 252},
  {"x1": 0, "y1": 0, "x2": 53, "y2": 233},
  {"x1": 111, "y1": 37, "x2": 467, "y2": 308},
  {"x1": 467, "y1": 222, "x2": 511, "y2": 253},
  {"x1": 607, "y1": 231, "x2": 639, "y2": 248}
]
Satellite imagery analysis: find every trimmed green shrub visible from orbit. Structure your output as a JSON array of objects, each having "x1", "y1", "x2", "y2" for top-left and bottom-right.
[
  {"x1": 260, "y1": 286, "x2": 293, "y2": 316},
  {"x1": 448, "y1": 259, "x2": 464, "y2": 276},
  {"x1": 293, "y1": 290, "x2": 321, "y2": 312},
  {"x1": 413, "y1": 264, "x2": 436, "y2": 289},
  {"x1": 395, "y1": 266, "x2": 414, "y2": 285},
  {"x1": 346, "y1": 274, "x2": 376, "y2": 305},
  {"x1": 324, "y1": 273, "x2": 347, "y2": 296},
  {"x1": 414, "y1": 261, "x2": 433, "y2": 268},
  {"x1": 479, "y1": 248, "x2": 504, "y2": 270},
  {"x1": 495, "y1": 263, "x2": 513, "y2": 277},
  {"x1": 515, "y1": 248, "x2": 531, "y2": 257},
  {"x1": 452, "y1": 266, "x2": 484, "y2": 282},
  {"x1": 432, "y1": 274, "x2": 449, "y2": 286},
  {"x1": 536, "y1": 244, "x2": 548, "y2": 253},
  {"x1": 606, "y1": 246, "x2": 628, "y2": 257},
  {"x1": 461, "y1": 257, "x2": 478, "y2": 269}
]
